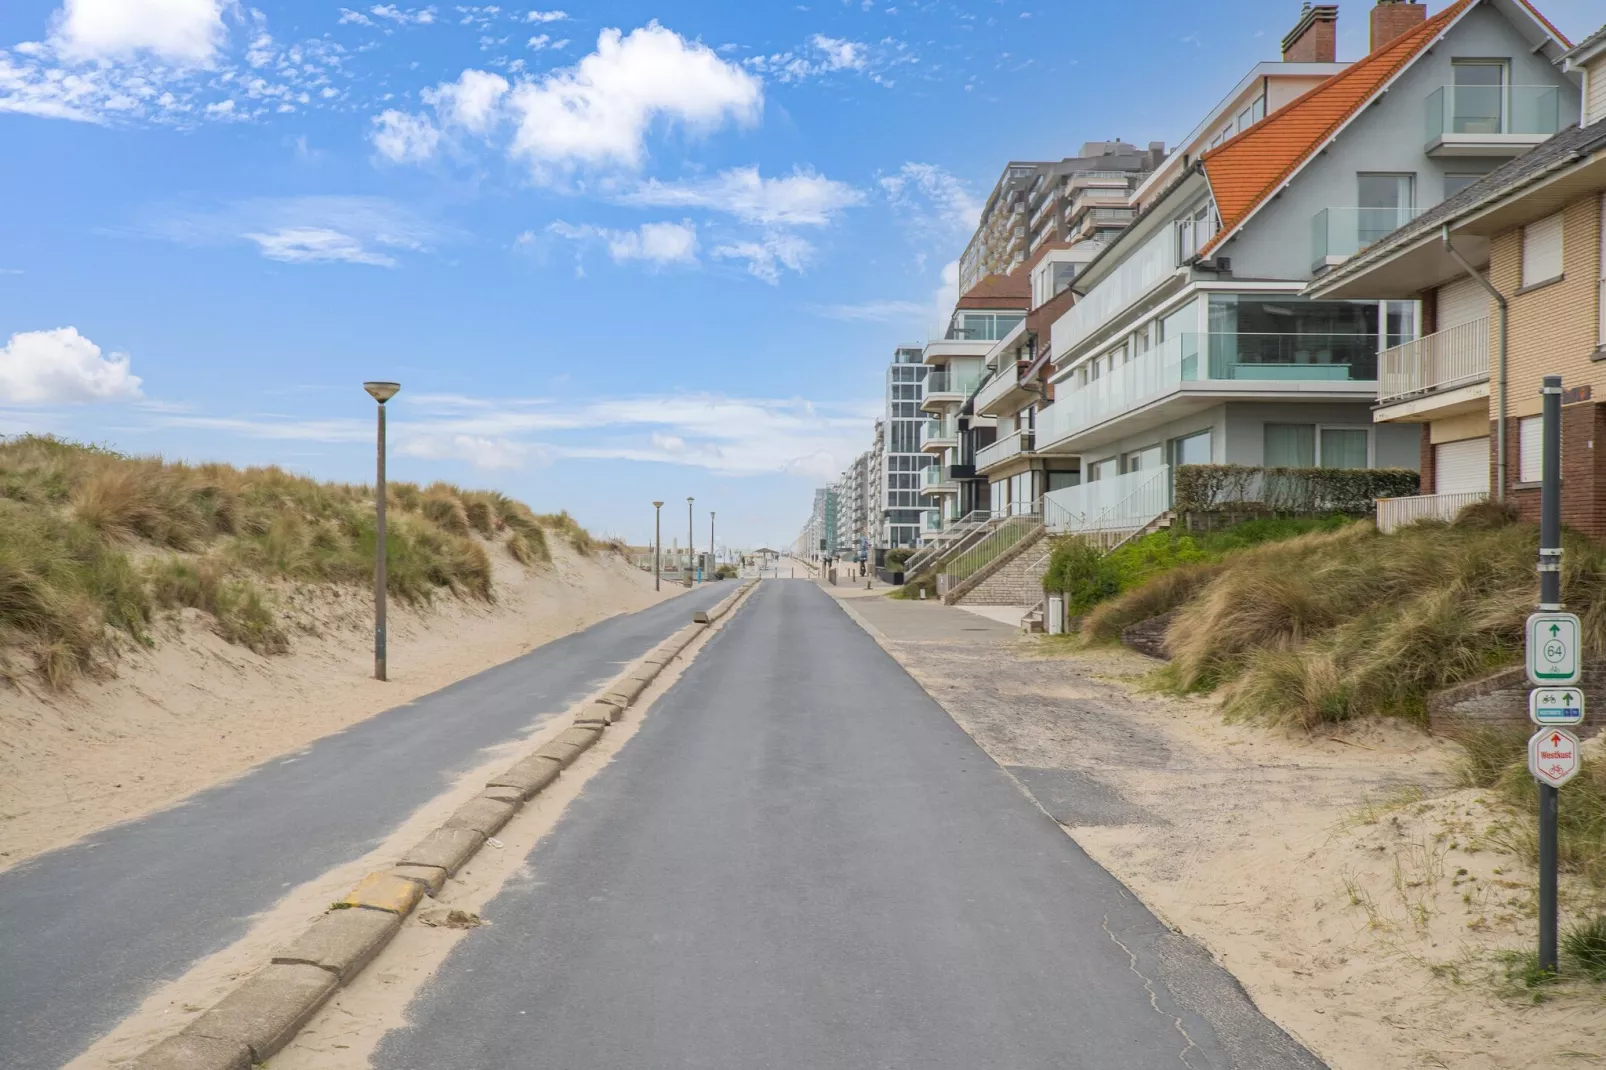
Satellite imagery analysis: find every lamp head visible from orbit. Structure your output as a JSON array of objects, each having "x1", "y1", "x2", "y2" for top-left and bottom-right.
[
  {"x1": 363, "y1": 381, "x2": 401, "y2": 404},
  {"x1": 653, "y1": 500, "x2": 664, "y2": 509}
]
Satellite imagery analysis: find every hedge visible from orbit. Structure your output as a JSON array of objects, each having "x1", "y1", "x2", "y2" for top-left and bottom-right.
[{"x1": 1173, "y1": 464, "x2": 1419, "y2": 516}]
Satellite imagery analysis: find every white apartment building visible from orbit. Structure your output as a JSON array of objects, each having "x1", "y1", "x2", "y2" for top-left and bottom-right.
[
  {"x1": 1030, "y1": 0, "x2": 1578, "y2": 530},
  {"x1": 881, "y1": 346, "x2": 935, "y2": 549}
]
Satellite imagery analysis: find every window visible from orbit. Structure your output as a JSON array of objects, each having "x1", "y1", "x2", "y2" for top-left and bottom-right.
[
  {"x1": 1444, "y1": 173, "x2": 1484, "y2": 198},
  {"x1": 1176, "y1": 201, "x2": 1218, "y2": 262},
  {"x1": 1384, "y1": 301, "x2": 1418, "y2": 350},
  {"x1": 1523, "y1": 213, "x2": 1564, "y2": 286},
  {"x1": 1451, "y1": 60, "x2": 1507, "y2": 134},
  {"x1": 1237, "y1": 105, "x2": 1254, "y2": 133},
  {"x1": 1047, "y1": 470, "x2": 1081, "y2": 492},
  {"x1": 1319, "y1": 428, "x2": 1370, "y2": 469},
  {"x1": 1123, "y1": 445, "x2": 1163, "y2": 473},
  {"x1": 1520, "y1": 415, "x2": 1547, "y2": 483},
  {"x1": 1265, "y1": 424, "x2": 1316, "y2": 467},
  {"x1": 1170, "y1": 429, "x2": 1212, "y2": 467},
  {"x1": 1252, "y1": 96, "x2": 1266, "y2": 123},
  {"x1": 1357, "y1": 174, "x2": 1415, "y2": 244},
  {"x1": 1087, "y1": 458, "x2": 1118, "y2": 482}
]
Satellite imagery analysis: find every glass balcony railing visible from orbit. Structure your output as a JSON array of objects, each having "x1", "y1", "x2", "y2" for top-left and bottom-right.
[
  {"x1": 1311, "y1": 207, "x2": 1422, "y2": 266},
  {"x1": 1426, "y1": 85, "x2": 1561, "y2": 144},
  {"x1": 925, "y1": 369, "x2": 987, "y2": 394},
  {"x1": 921, "y1": 419, "x2": 958, "y2": 447},
  {"x1": 1037, "y1": 332, "x2": 1380, "y2": 449}
]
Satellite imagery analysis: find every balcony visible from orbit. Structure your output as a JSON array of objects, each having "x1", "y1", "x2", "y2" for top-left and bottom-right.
[
  {"x1": 921, "y1": 419, "x2": 958, "y2": 453},
  {"x1": 1377, "y1": 317, "x2": 1491, "y2": 417},
  {"x1": 1426, "y1": 85, "x2": 1562, "y2": 157},
  {"x1": 1068, "y1": 170, "x2": 1134, "y2": 189},
  {"x1": 1067, "y1": 187, "x2": 1129, "y2": 217},
  {"x1": 923, "y1": 463, "x2": 958, "y2": 493},
  {"x1": 1037, "y1": 332, "x2": 1380, "y2": 453},
  {"x1": 974, "y1": 361, "x2": 1033, "y2": 417},
  {"x1": 1076, "y1": 207, "x2": 1138, "y2": 239},
  {"x1": 976, "y1": 430, "x2": 1035, "y2": 472},
  {"x1": 1312, "y1": 207, "x2": 1423, "y2": 270},
  {"x1": 921, "y1": 369, "x2": 984, "y2": 411},
  {"x1": 947, "y1": 463, "x2": 977, "y2": 480}
]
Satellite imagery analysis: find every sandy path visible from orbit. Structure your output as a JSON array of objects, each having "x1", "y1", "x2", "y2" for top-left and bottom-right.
[
  {"x1": 0, "y1": 546, "x2": 671, "y2": 868},
  {"x1": 840, "y1": 600, "x2": 1606, "y2": 1070}
]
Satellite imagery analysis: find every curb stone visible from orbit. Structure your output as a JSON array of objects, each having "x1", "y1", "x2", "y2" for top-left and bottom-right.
[{"x1": 125, "y1": 580, "x2": 760, "y2": 1069}]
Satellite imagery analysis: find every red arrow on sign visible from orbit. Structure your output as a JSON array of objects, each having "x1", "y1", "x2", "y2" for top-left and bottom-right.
[{"x1": 1552, "y1": 733, "x2": 1564, "y2": 746}]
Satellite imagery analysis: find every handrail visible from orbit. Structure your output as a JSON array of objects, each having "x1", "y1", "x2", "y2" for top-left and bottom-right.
[{"x1": 943, "y1": 503, "x2": 1044, "y2": 584}]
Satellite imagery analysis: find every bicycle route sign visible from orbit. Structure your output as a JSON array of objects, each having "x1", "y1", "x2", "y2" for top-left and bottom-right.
[
  {"x1": 1526, "y1": 612, "x2": 1581, "y2": 686},
  {"x1": 1528, "y1": 727, "x2": 1581, "y2": 788},
  {"x1": 1529, "y1": 687, "x2": 1585, "y2": 727}
]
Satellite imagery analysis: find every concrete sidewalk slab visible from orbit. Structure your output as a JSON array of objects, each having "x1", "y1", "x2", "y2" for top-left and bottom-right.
[
  {"x1": 399, "y1": 828, "x2": 484, "y2": 875},
  {"x1": 339, "y1": 872, "x2": 425, "y2": 915},
  {"x1": 273, "y1": 907, "x2": 402, "y2": 980},
  {"x1": 184, "y1": 963, "x2": 336, "y2": 1061},
  {"x1": 132, "y1": 1034, "x2": 252, "y2": 1070},
  {"x1": 443, "y1": 796, "x2": 519, "y2": 838},
  {"x1": 488, "y1": 756, "x2": 564, "y2": 797}
]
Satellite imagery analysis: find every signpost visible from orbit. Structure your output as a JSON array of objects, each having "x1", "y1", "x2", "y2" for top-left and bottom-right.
[
  {"x1": 1529, "y1": 728, "x2": 1582, "y2": 789},
  {"x1": 1528, "y1": 374, "x2": 1569, "y2": 976},
  {"x1": 1530, "y1": 687, "x2": 1585, "y2": 727}
]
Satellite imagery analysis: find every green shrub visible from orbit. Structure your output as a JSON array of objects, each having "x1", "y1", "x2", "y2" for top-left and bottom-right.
[{"x1": 1173, "y1": 464, "x2": 1419, "y2": 515}]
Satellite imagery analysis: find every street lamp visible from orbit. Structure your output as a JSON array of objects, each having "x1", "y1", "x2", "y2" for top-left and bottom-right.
[
  {"x1": 363, "y1": 380, "x2": 400, "y2": 681},
  {"x1": 686, "y1": 496, "x2": 695, "y2": 587},
  {"x1": 709, "y1": 511, "x2": 715, "y2": 578},
  {"x1": 652, "y1": 501, "x2": 664, "y2": 592}
]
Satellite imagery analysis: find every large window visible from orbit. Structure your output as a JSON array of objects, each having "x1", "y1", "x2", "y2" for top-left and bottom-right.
[
  {"x1": 1176, "y1": 201, "x2": 1219, "y2": 262},
  {"x1": 1357, "y1": 174, "x2": 1415, "y2": 244},
  {"x1": 1264, "y1": 424, "x2": 1371, "y2": 468},
  {"x1": 951, "y1": 312, "x2": 1025, "y2": 341},
  {"x1": 1451, "y1": 60, "x2": 1508, "y2": 134},
  {"x1": 1264, "y1": 424, "x2": 1316, "y2": 468},
  {"x1": 1520, "y1": 415, "x2": 1549, "y2": 483},
  {"x1": 1207, "y1": 295, "x2": 1380, "y2": 379},
  {"x1": 1170, "y1": 429, "x2": 1213, "y2": 467}
]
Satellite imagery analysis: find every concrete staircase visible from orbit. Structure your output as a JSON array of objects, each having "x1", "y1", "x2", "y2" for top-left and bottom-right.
[{"x1": 950, "y1": 526, "x2": 1048, "y2": 606}]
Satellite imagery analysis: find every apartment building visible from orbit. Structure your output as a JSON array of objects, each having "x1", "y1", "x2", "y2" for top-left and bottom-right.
[
  {"x1": 882, "y1": 346, "x2": 935, "y2": 549},
  {"x1": 1308, "y1": 19, "x2": 1606, "y2": 533},
  {"x1": 1029, "y1": 0, "x2": 1579, "y2": 531},
  {"x1": 958, "y1": 142, "x2": 1168, "y2": 294},
  {"x1": 921, "y1": 275, "x2": 1029, "y2": 531}
]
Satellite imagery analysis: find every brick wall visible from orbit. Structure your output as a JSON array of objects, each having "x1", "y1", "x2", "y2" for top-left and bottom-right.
[
  {"x1": 1418, "y1": 424, "x2": 1436, "y2": 493},
  {"x1": 1492, "y1": 401, "x2": 1606, "y2": 535}
]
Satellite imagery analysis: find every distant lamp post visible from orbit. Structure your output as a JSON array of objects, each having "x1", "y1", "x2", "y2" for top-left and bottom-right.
[
  {"x1": 709, "y1": 511, "x2": 716, "y2": 577},
  {"x1": 362, "y1": 381, "x2": 401, "y2": 681},
  {"x1": 652, "y1": 501, "x2": 664, "y2": 592},
  {"x1": 686, "y1": 496, "x2": 695, "y2": 587}
]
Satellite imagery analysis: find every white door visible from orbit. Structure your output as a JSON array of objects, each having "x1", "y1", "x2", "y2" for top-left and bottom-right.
[
  {"x1": 1435, "y1": 437, "x2": 1491, "y2": 494},
  {"x1": 1437, "y1": 275, "x2": 1490, "y2": 330}
]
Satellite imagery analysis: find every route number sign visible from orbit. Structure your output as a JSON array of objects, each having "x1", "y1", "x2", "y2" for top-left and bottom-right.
[
  {"x1": 1528, "y1": 727, "x2": 1581, "y2": 788},
  {"x1": 1530, "y1": 688, "x2": 1585, "y2": 726},
  {"x1": 1527, "y1": 612, "x2": 1581, "y2": 685}
]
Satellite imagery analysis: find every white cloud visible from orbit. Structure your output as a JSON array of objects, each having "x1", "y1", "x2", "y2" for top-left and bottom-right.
[
  {"x1": 808, "y1": 299, "x2": 931, "y2": 323},
  {"x1": 422, "y1": 68, "x2": 507, "y2": 133},
  {"x1": 136, "y1": 195, "x2": 443, "y2": 267},
  {"x1": 744, "y1": 33, "x2": 877, "y2": 83},
  {"x1": 549, "y1": 219, "x2": 698, "y2": 265},
  {"x1": 0, "y1": 327, "x2": 143, "y2": 404},
  {"x1": 524, "y1": 9, "x2": 568, "y2": 22},
  {"x1": 244, "y1": 227, "x2": 399, "y2": 266},
  {"x1": 371, "y1": 5, "x2": 438, "y2": 25},
  {"x1": 51, "y1": 0, "x2": 227, "y2": 65},
  {"x1": 505, "y1": 22, "x2": 762, "y2": 178},
  {"x1": 621, "y1": 166, "x2": 864, "y2": 226},
  {"x1": 880, "y1": 162, "x2": 981, "y2": 238},
  {"x1": 371, "y1": 107, "x2": 441, "y2": 162},
  {"x1": 527, "y1": 34, "x2": 550, "y2": 49},
  {"x1": 338, "y1": 8, "x2": 375, "y2": 26},
  {"x1": 809, "y1": 34, "x2": 865, "y2": 71},
  {"x1": 400, "y1": 433, "x2": 535, "y2": 469},
  {"x1": 712, "y1": 232, "x2": 812, "y2": 284}
]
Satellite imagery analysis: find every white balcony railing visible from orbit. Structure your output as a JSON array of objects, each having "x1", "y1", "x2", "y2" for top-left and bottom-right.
[
  {"x1": 1377, "y1": 491, "x2": 1488, "y2": 534},
  {"x1": 1044, "y1": 466, "x2": 1173, "y2": 536},
  {"x1": 1054, "y1": 224, "x2": 1178, "y2": 355},
  {"x1": 1378, "y1": 317, "x2": 1490, "y2": 405},
  {"x1": 976, "y1": 430, "x2": 1034, "y2": 471}
]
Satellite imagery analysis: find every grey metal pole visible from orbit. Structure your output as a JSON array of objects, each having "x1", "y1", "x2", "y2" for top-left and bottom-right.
[
  {"x1": 375, "y1": 399, "x2": 387, "y2": 681},
  {"x1": 653, "y1": 502, "x2": 662, "y2": 592},
  {"x1": 1538, "y1": 374, "x2": 1563, "y2": 973},
  {"x1": 710, "y1": 511, "x2": 715, "y2": 577},
  {"x1": 687, "y1": 497, "x2": 695, "y2": 587}
]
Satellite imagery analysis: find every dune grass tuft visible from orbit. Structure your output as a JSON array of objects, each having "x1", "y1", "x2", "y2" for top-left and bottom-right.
[{"x1": 0, "y1": 435, "x2": 612, "y2": 687}]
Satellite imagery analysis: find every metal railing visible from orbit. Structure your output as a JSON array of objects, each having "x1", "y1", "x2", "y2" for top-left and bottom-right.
[
  {"x1": 905, "y1": 510, "x2": 995, "y2": 575},
  {"x1": 1045, "y1": 466, "x2": 1173, "y2": 544},
  {"x1": 1379, "y1": 317, "x2": 1490, "y2": 404},
  {"x1": 943, "y1": 505, "x2": 1044, "y2": 585},
  {"x1": 1376, "y1": 491, "x2": 1488, "y2": 534},
  {"x1": 976, "y1": 430, "x2": 1034, "y2": 471}
]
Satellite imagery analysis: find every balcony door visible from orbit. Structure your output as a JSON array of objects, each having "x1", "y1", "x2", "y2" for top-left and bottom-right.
[
  {"x1": 1357, "y1": 174, "x2": 1415, "y2": 246},
  {"x1": 1451, "y1": 60, "x2": 1506, "y2": 135}
]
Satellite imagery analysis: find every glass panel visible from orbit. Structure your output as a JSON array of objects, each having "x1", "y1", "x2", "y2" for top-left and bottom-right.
[
  {"x1": 1264, "y1": 424, "x2": 1316, "y2": 468},
  {"x1": 1319, "y1": 429, "x2": 1369, "y2": 469},
  {"x1": 1451, "y1": 62, "x2": 1505, "y2": 134},
  {"x1": 1356, "y1": 174, "x2": 1414, "y2": 244},
  {"x1": 1172, "y1": 430, "x2": 1212, "y2": 467}
]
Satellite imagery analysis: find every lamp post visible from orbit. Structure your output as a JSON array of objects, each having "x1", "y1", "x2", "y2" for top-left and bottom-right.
[
  {"x1": 652, "y1": 501, "x2": 664, "y2": 592},
  {"x1": 686, "y1": 496, "x2": 695, "y2": 587},
  {"x1": 710, "y1": 511, "x2": 716, "y2": 577},
  {"x1": 362, "y1": 381, "x2": 400, "y2": 681}
]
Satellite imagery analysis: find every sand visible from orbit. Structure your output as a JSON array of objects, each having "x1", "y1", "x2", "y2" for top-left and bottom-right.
[
  {"x1": 842, "y1": 605, "x2": 1606, "y2": 1069},
  {"x1": 0, "y1": 544, "x2": 673, "y2": 869}
]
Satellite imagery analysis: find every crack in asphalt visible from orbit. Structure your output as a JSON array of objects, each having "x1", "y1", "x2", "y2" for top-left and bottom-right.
[{"x1": 1102, "y1": 912, "x2": 1203, "y2": 1070}]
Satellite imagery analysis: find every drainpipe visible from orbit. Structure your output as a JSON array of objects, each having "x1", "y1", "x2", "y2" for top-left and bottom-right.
[{"x1": 1441, "y1": 225, "x2": 1507, "y2": 501}]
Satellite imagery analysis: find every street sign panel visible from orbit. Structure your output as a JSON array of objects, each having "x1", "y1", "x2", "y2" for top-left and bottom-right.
[
  {"x1": 1527, "y1": 612, "x2": 1581, "y2": 685},
  {"x1": 1529, "y1": 727, "x2": 1581, "y2": 788},
  {"x1": 1530, "y1": 687, "x2": 1586, "y2": 726}
]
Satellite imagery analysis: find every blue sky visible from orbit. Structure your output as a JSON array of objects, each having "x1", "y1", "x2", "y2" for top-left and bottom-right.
[{"x1": 1, "y1": 0, "x2": 1600, "y2": 548}]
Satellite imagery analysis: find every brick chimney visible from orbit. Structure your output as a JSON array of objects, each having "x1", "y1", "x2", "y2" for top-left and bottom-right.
[
  {"x1": 1370, "y1": 1, "x2": 1427, "y2": 52},
  {"x1": 1282, "y1": 3, "x2": 1339, "y2": 63}
]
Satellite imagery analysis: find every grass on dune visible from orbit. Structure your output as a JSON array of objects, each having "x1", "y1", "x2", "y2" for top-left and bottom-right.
[{"x1": 0, "y1": 435, "x2": 613, "y2": 688}]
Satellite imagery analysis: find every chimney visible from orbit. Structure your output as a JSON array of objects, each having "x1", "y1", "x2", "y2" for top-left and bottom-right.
[
  {"x1": 1370, "y1": 1, "x2": 1427, "y2": 52},
  {"x1": 1282, "y1": 3, "x2": 1339, "y2": 63}
]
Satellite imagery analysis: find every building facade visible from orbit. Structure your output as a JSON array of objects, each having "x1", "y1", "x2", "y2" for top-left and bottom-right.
[{"x1": 883, "y1": 346, "x2": 934, "y2": 548}]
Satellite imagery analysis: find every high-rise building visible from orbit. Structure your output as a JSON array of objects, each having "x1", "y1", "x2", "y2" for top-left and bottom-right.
[{"x1": 881, "y1": 346, "x2": 934, "y2": 549}]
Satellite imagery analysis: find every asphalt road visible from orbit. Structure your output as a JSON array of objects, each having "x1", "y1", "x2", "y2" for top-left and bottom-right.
[
  {"x1": 0, "y1": 583, "x2": 728, "y2": 1070},
  {"x1": 376, "y1": 580, "x2": 1325, "y2": 1070}
]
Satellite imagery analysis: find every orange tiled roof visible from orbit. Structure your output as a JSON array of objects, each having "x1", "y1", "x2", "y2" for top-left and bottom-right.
[{"x1": 1199, "y1": 0, "x2": 1474, "y2": 255}]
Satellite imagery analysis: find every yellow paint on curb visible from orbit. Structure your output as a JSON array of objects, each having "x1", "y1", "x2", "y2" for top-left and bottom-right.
[{"x1": 338, "y1": 871, "x2": 424, "y2": 916}]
